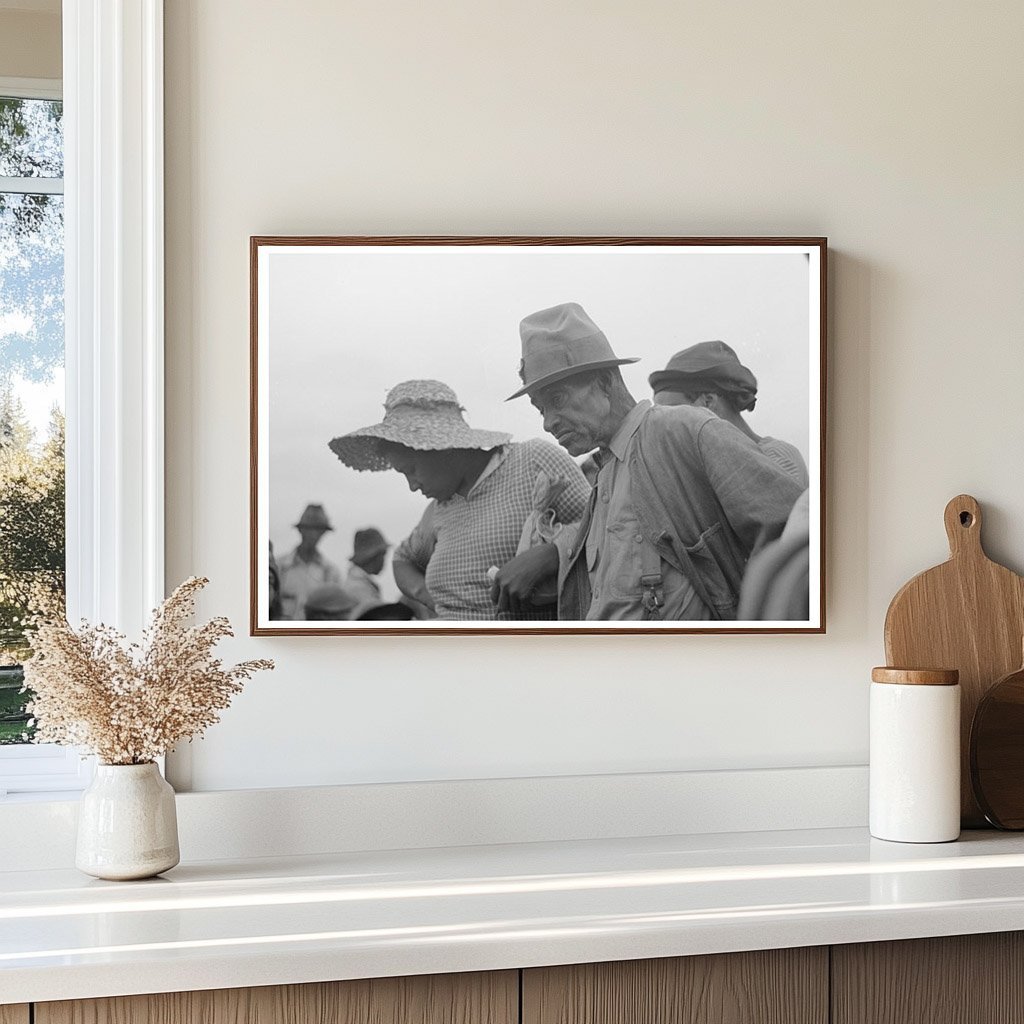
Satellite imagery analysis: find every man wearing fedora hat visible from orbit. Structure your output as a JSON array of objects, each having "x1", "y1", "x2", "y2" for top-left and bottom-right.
[
  {"x1": 276, "y1": 503, "x2": 343, "y2": 620},
  {"x1": 494, "y1": 302, "x2": 803, "y2": 621},
  {"x1": 345, "y1": 527, "x2": 390, "y2": 606}
]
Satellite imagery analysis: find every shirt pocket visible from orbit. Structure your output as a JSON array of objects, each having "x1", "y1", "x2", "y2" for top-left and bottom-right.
[
  {"x1": 683, "y1": 523, "x2": 738, "y2": 616},
  {"x1": 603, "y1": 521, "x2": 644, "y2": 598}
]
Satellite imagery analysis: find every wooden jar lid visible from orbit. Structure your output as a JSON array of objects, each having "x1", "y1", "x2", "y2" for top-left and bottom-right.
[{"x1": 871, "y1": 667, "x2": 960, "y2": 686}]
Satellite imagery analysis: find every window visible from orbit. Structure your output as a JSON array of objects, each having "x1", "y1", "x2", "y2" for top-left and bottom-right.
[
  {"x1": 0, "y1": 78, "x2": 84, "y2": 797},
  {"x1": 0, "y1": 84, "x2": 65, "y2": 738},
  {"x1": 0, "y1": 3, "x2": 166, "y2": 799}
]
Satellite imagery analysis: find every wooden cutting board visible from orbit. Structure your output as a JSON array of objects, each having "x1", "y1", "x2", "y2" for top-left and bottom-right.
[{"x1": 884, "y1": 494, "x2": 1024, "y2": 827}]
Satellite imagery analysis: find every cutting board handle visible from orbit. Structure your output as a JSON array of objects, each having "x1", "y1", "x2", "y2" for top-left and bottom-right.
[{"x1": 944, "y1": 494, "x2": 983, "y2": 559}]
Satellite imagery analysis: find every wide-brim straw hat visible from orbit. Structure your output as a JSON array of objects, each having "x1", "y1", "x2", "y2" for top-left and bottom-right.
[
  {"x1": 329, "y1": 380, "x2": 512, "y2": 473},
  {"x1": 507, "y1": 301, "x2": 639, "y2": 400}
]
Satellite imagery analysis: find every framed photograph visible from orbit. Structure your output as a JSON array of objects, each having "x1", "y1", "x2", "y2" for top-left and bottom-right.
[{"x1": 251, "y1": 236, "x2": 826, "y2": 635}]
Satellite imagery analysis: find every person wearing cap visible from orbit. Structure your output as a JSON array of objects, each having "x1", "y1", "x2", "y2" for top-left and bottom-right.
[
  {"x1": 330, "y1": 380, "x2": 590, "y2": 620},
  {"x1": 302, "y1": 582, "x2": 361, "y2": 621},
  {"x1": 276, "y1": 503, "x2": 343, "y2": 620},
  {"x1": 345, "y1": 527, "x2": 390, "y2": 606},
  {"x1": 649, "y1": 341, "x2": 809, "y2": 488},
  {"x1": 493, "y1": 302, "x2": 804, "y2": 621}
]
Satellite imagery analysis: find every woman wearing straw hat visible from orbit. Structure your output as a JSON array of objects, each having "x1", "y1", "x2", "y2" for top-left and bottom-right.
[{"x1": 329, "y1": 380, "x2": 590, "y2": 621}]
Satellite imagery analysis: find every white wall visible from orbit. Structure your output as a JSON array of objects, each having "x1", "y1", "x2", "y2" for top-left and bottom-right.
[{"x1": 164, "y1": 0, "x2": 1024, "y2": 791}]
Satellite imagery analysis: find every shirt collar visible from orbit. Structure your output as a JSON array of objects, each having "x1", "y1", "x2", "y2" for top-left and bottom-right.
[
  {"x1": 465, "y1": 445, "x2": 508, "y2": 498},
  {"x1": 605, "y1": 400, "x2": 650, "y2": 463},
  {"x1": 290, "y1": 546, "x2": 326, "y2": 566}
]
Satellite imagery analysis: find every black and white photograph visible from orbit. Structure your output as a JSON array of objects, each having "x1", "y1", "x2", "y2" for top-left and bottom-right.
[{"x1": 251, "y1": 237, "x2": 825, "y2": 634}]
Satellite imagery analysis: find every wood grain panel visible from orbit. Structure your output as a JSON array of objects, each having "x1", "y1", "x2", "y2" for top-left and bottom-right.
[
  {"x1": 0, "y1": 1006, "x2": 29, "y2": 1024},
  {"x1": 833, "y1": 933, "x2": 1024, "y2": 1024},
  {"x1": 36, "y1": 971, "x2": 517, "y2": 1024},
  {"x1": 523, "y1": 949, "x2": 828, "y2": 1024}
]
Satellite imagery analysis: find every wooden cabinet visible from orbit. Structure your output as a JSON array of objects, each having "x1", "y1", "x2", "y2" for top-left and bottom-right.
[
  {"x1": 19, "y1": 933, "x2": 1024, "y2": 1024},
  {"x1": 522, "y1": 948, "x2": 828, "y2": 1024},
  {"x1": 832, "y1": 932, "x2": 1024, "y2": 1024},
  {"x1": 35, "y1": 972, "x2": 518, "y2": 1024}
]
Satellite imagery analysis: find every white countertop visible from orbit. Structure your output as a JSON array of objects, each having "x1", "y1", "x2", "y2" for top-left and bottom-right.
[{"x1": 5, "y1": 826, "x2": 1024, "y2": 1004}]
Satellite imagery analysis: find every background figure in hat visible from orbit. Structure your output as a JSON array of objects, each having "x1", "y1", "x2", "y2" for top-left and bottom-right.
[
  {"x1": 493, "y1": 302, "x2": 804, "y2": 621},
  {"x1": 276, "y1": 503, "x2": 342, "y2": 619},
  {"x1": 346, "y1": 527, "x2": 390, "y2": 606},
  {"x1": 330, "y1": 380, "x2": 590, "y2": 621},
  {"x1": 649, "y1": 341, "x2": 809, "y2": 488}
]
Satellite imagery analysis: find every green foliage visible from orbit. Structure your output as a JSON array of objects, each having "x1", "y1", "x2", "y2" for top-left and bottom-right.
[
  {"x1": 0, "y1": 664, "x2": 31, "y2": 743},
  {"x1": 0, "y1": 389, "x2": 65, "y2": 663},
  {"x1": 0, "y1": 97, "x2": 62, "y2": 179}
]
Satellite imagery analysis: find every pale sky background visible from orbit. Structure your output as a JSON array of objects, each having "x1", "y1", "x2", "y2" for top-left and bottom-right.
[
  {"x1": 11, "y1": 366, "x2": 62, "y2": 439},
  {"x1": 4, "y1": 303, "x2": 63, "y2": 442},
  {"x1": 264, "y1": 245, "x2": 816, "y2": 602}
]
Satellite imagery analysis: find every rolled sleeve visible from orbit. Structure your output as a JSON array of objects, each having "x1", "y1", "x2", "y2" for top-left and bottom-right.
[{"x1": 392, "y1": 503, "x2": 438, "y2": 572}]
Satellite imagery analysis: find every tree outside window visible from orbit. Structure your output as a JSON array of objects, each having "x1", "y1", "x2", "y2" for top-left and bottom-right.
[{"x1": 0, "y1": 94, "x2": 65, "y2": 744}]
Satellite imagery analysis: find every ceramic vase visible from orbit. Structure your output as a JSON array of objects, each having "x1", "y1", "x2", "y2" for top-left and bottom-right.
[{"x1": 75, "y1": 762, "x2": 180, "y2": 880}]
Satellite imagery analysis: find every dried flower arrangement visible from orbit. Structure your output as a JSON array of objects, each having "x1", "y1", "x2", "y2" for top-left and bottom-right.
[{"x1": 22, "y1": 576, "x2": 273, "y2": 765}]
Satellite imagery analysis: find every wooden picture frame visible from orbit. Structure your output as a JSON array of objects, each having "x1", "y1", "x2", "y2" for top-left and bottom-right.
[{"x1": 251, "y1": 236, "x2": 826, "y2": 635}]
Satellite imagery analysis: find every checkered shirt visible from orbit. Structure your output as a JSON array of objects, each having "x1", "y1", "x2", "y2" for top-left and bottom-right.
[{"x1": 393, "y1": 439, "x2": 591, "y2": 620}]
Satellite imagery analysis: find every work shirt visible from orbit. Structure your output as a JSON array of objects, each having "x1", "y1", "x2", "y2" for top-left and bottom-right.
[
  {"x1": 277, "y1": 547, "x2": 342, "y2": 620},
  {"x1": 758, "y1": 437, "x2": 809, "y2": 489},
  {"x1": 586, "y1": 402, "x2": 710, "y2": 621},
  {"x1": 345, "y1": 564, "x2": 383, "y2": 605},
  {"x1": 393, "y1": 439, "x2": 590, "y2": 620},
  {"x1": 556, "y1": 403, "x2": 803, "y2": 621}
]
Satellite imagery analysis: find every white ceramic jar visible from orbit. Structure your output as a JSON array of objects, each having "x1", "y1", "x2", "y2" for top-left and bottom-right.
[
  {"x1": 76, "y1": 762, "x2": 180, "y2": 880},
  {"x1": 870, "y1": 667, "x2": 961, "y2": 843}
]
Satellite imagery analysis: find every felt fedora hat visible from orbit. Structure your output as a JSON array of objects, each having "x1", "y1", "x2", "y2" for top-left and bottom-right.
[
  {"x1": 507, "y1": 302, "x2": 639, "y2": 400},
  {"x1": 329, "y1": 380, "x2": 511, "y2": 473},
  {"x1": 294, "y1": 503, "x2": 334, "y2": 531},
  {"x1": 648, "y1": 340, "x2": 758, "y2": 393},
  {"x1": 351, "y1": 527, "x2": 389, "y2": 562}
]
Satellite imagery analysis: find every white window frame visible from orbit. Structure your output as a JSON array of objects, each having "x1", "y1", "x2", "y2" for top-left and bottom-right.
[
  {"x1": 0, "y1": 77, "x2": 61, "y2": 101},
  {"x1": 0, "y1": 0, "x2": 164, "y2": 799},
  {"x1": 0, "y1": 75, "x2": 78, "y2": 797}
]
